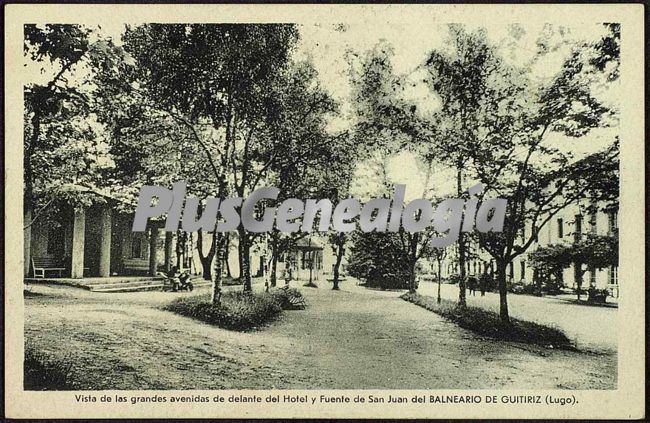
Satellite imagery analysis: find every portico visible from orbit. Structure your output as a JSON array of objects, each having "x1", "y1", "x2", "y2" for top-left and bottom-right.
[{"x1": 25, "y1": 194, "x2": 169, "y2": 279}]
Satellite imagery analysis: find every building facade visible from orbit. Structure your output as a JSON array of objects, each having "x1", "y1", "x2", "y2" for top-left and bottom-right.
[
  {"x1": 24, "y1": 189, "x2": 341, "y2": 285},
  {"x1": 434, "y1": 200, "x2": 619, "y2": 298}
]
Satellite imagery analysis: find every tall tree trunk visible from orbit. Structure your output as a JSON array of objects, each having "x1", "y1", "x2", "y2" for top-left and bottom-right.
[
  {"x1": 196, "y1": 230, "x2": 216, "y2": 280},
  {"x1": 211, "y1": 233, "x2": 225, "y2": 305},
  {"x1": 175, "y1": 230, "x2": 184, "y2": 269},
  {"x1": 408, "y1": 232, "x2": 420, "y2": 293},
  {"x1": 224, "y1": 233, "x2": 232, "y2": 278},
  {"x1": 238, "y1": 228, "x2": 252, "y2": 291},
  {"x1": 270, "y1": 251, "x2": 278, "y2": 288},
  {"x1": 164, "y1": 232, "x2": 173, "y2": 273},
  {"x1": 456, "y1": 166, "x2": 467, "y2": 307},
  {"x1": 23, "y1": 115, "x2": 39, "y2": 274},
  {"x1": 497, "y1": 260, "x2": 510, "y2": 323},
  {"x1": 308, "y1": 251, "x2": 314, "y2": 285},
  {"x1": 24, "y1": 114, "x2": 40, "y2": 215},
  {"x1": 268, "y1": 233, "x2": 278, "y2": 287},
  {"x1": 437, "y1": 259, "x2": 443, "y2": 304},
  {"x1": 237, "y1": 233, "x2": 243, "y2": 279},
  {"x1": 575, "y1": 261, "x2": 583, "y2": 301},
  {"x1": 409, "y1": 261, "x2": 418, "y2": 294},
  {"x1": 332, "y1": 238, "x2": 344, "y2": 290}
]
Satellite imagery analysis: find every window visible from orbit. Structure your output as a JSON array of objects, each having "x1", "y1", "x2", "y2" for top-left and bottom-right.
[
  {"x1": 609, "y1": 266, "x2": 618, "y2": 285},
  {"x1": 557, "y1": 218, "x2": 564, "y2": 239},
  {"x1": 520, "y1": 260, "x2": 526, "y2": 280},
  {"x1": 574, "y1": 215, "x2": 582, "y2": 243},
  {"x1": 509, "y1": 263, "x2": 514, "y2": 280},
  {"x1": 131, "y1": 237, "x2": 142, "y2": 258}
]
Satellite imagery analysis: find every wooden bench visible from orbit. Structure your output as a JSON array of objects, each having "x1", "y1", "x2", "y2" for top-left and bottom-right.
[{"x1": 32, "y1": 257, "x2": 66, "y2": 278}]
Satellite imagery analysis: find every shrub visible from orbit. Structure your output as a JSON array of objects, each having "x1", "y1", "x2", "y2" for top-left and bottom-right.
[
  {"x1": 346, "y1": 231, "x2": 412, "y2": 290},
  {"x1": 162, "y1": 289, "x2": 305, "y2": 331},
  {"x1": 401, "y1": 292, "x2": 573, "y2": 349},
  {"x1": 268, "y1": 287, "x2": 306, "y2": 310},
  {"x1": 223, "y1": 277, "x2": 243, "y2": 286},
  {"x1": 24, "y1": 346, "x2": 74, "y2": 390}
]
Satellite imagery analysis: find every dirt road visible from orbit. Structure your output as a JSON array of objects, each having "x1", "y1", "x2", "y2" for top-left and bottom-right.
[{"x1": 24, "y1": 282, "x2": 616, "y2": 390}]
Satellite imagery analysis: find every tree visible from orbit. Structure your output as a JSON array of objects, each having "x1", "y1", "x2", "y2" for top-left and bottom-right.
[
  {"x1": 528, "y1": 233, "x2": 618, "y2": 300},
  {"x1": 454, "y1": 25, "x2": 620, "y2": 323},
  {"x1": 24, "y1": 24, "x2": 131, "y2": 221},
  {"x1": 321, "y1": 133, "x2": 358, "y2": 291},
  {"x1": 346, "y1": 231, "x2": 412, "y2": 290},
  {"x1": 120, "y1": 24, "x2": 315, "y2": 299},
  {"x1": 119, "y1": 24, "x2": 346, "y2": 298},
  {"x1": 423, "y1": 25, "x2": 500, "y2": 307},
  {"x1": 347, "y1": 43, "x2": 437, "y2": 293}
]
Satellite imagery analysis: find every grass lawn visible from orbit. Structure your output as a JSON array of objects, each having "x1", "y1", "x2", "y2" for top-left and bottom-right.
[
  {"x1": 401, "y1": 292, "x2": 574, "y2": 350},
  {"x1": 161, "y1": 288, "x2": 305, "y2": 331}
]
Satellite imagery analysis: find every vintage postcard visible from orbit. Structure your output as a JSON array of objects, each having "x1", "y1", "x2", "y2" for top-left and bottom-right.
[{"x1": 4, "y1": 3, "x2": 645, "y2": 420}]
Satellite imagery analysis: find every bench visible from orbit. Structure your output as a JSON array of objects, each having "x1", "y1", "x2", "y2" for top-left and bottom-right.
[
  {"x1": 32, "y1": 257, "x2": 66, "y2": 278},
  {"x1": 123, "y1": 258, "x2": 150, "y2": 274},
  {"x1": 279, "y1": 285, "x2": 307, "y2": 310}
]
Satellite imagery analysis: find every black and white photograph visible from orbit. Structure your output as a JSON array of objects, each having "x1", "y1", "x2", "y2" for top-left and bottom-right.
[{"x1": 5, "y1": 3, "x2": 645, "y2": 420}]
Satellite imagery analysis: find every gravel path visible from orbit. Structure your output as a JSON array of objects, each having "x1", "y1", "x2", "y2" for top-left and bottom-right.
[{"x1": 24, "y1": 282, "x2": 616, "y2": 390}]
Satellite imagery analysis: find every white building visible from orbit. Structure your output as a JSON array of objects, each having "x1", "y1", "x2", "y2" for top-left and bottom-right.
[{"x1": 435, "y1": 200, "x2": 619, "y2": 298}]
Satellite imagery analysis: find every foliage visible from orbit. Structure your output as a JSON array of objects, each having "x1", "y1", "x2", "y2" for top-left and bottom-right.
[
  {"x1": 528, "y1": 233, "x2": 618, "y2": 278},
  {"x1": 587, "y1": 287, "x2": 609, "y2": 303},
  {"x1": 162, "y1": 289, "x2": 305, "y2": 331},
  {"x1": 346, "y1": 231, "x2": 412, "y2": 290},
  {"x1": 416, "y1": 24, "x2": 620, "y2": 321},
  {"x1": 24, "y1": 24, "x2": 133, "y2": 216},
  {"x1": 447, "y1": 274, "x2": 464, "y2": 285},
  {"x1": 24, "y1": 346, "x2": 74, "y2": 390},
  {"x1": 117, "y1": 24, "x2": 343, "y2": 290},
  {"x1": 401, "y1": 292, "x2": 573, "y2": 349}
]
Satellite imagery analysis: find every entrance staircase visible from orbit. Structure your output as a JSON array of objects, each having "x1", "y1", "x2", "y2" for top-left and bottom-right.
[{"x1": 25, "y1": 275, "x2": 211, "y2": 293}]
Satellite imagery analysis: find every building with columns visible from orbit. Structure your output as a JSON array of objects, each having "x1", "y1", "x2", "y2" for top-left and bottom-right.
[
  {"x1": 24, "y1": 186, "x2": 340, "y2": 284},
  {"x1": 24, "y1": 186, "x2": 169, "y2": 279}
]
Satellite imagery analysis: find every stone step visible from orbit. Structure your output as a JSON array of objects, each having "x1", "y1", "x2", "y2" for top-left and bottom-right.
[
  {"x1": 89, "y1": 279, "x2": 164, "y2": 291},
  {"x1": 79, "y1": 276, "x2": 164, "y2": 286},
  {"x1": 91, "y1": 278, "x2": 212, "y2": 293},
  {"x1": 91, "y1": 283, "x2": 165, "y2": 293}
]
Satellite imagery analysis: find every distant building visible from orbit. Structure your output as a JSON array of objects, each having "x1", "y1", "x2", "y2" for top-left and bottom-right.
[{"x1": 434, "y1": 199, "x2": 619, "y2": 298}]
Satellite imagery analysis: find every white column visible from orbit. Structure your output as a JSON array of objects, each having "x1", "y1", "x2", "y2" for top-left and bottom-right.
[{"x1": 71, "y1": 208, "x2": 86, "y2": 278}]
